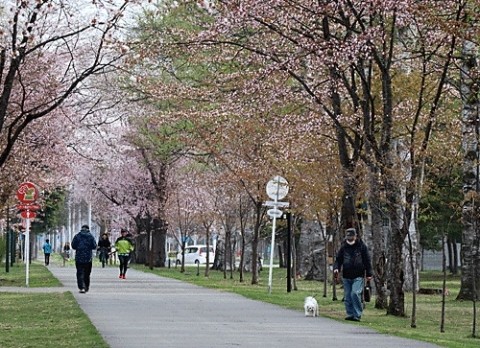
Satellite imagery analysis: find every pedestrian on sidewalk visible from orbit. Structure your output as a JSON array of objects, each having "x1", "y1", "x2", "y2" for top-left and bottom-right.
[
  {"x1": 97, "y1": 233, "x2": 112, "y2": 267},
  {"x1": 115, "y1": 228, "x2": 134, "y2": 279},
  {"x1": 333, "y1": 228, "x2": 373, "y2": 322},
  {"x1": 42, "y1": 239, "x2": 52, "y2": 266},
  {"x1": 63, "y1": 242, "x2": 71, "y2": 259},
  {"x1": 72, "y1": 225, "x2": 97, "y2": 293}
]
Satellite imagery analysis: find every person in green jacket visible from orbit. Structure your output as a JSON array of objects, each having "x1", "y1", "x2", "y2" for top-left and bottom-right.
[{"x1": 115, "y1": 229, "x2": 134, "y2": 279}]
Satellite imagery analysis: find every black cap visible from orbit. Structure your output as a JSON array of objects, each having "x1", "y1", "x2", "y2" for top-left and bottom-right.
[
  {"x1": 81, "y1": 225, "x2": 89, "y2": 230},
  {"x1": 121, "y1": 228, "x2": 128, "y2": 233},
  {"x1": 346, "y1": 228, "x2": 357, "y2": 238}
]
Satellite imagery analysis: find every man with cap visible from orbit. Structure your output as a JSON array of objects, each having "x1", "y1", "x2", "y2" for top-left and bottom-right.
[
  {"x1": 333, "y1": 228, "x2": 373, "y2": 321},
  {"x1": 71, "y1": 225, "x2": 97, "y2": 293}
]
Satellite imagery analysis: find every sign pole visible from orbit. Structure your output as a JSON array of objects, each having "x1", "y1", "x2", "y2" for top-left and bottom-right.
[
  {"x1": 265, "y1": 176, "x2": 289, "y2": 294},
  {"x1": 268, "y1": 210, "x2": 277, "y2": 294},
  {"x1": 25, "y1": 211, "x2": 30, "y2": 287},
  {"x1": 16, "y1": 182, "x2": 39, "y2": 288}
]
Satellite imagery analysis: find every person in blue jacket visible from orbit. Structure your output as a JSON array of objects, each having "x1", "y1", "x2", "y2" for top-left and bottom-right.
[
  {"x1": 71, "y1": 225, "x2": 97, "y2": 293},
  {"x1": 333, "y1": 228, "x2": 373, "y2": 322},
  {"x1": 42, "y1": 239, "x2": 52, "y2": 266}
]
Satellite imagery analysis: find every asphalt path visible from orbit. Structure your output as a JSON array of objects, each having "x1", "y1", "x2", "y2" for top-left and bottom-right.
[{"x1": 2, "y1": 264, "x2": 440, "y2": 348}]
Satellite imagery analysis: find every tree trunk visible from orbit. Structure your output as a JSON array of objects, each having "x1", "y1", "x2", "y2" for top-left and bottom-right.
[
  {"x1": 453, "y1": 239, "x2": 459, "y2": 275},
  {"x1": 134, "y1": 216, "x2": 167, "y2": 268},
  {"x1": 239, "y1": 231, "x2": 245, "y2": 282},
  {"x1": 321, "y1": 17, "x2": 360, "y2": 235},
  {"x1": 152, "y1": 218, "x2": 167, "y2": 267},
  {"x1": 387, "y1": 225, "x2": 406, "y2": 316},
  {"x1": 291, "y1": 226, "x2": 298, "y2": 291},
  {"x1": 278, "y1": 244, "x2": 284, "y2": 268},
  {"x1": 458, "y1": 39, "x2": 480, "y2": 301},
  {"x1": 211, "y1": 239, "x2": 225, "y2": 271},
  {"x1": 225, "y1": 227, "x2": 233, "y2": 278},
  {"x1": 204, "y1": 225, "x2": 211, "y2": 277},
  {"x1": 133, "y1": 216, "x2": 149, "y2": 265},
  {"x1": 251, "y1": 201, "x2": 263, "y2": 285},
  {"x1": 366, "y1": 168, "x2": 388, "y2": 310},
  {"x1": 403, "y1": 216, "x2": 420, "y2": 293},
  {"x1": 385, "y1": 174, "x2": 408, "y2": 317},
  {"x1": 447, "y1": 237, "x2": 454, "y2": 274},
  {"x1": 402, "y1": 140, "x2": 422, "y2": 294}
]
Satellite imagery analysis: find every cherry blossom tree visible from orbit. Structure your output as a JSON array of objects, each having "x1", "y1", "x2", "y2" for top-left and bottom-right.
[
  {"x1": 166, "y1": 165, "x2": 203, "y2": 273},
  {"x1": 128, "y1": 0, "x2": 476, "y2": 316},
  {"x1": 0, "y1": 0, "x2": 142, "y2": 191}
]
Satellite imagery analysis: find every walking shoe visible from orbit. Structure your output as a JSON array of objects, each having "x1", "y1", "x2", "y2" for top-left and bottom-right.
[
  {"x1": 345, "y1": 316, "x2": 354, "y2": 321},
  {"x1": 119, "y1": 274, "x2": 123, "y2": 279},
  {"x1": 79, "y1": 289, "x2": 86, "y2": 293},
  {"x1": 122, "y1": 275, "x2": 126, "y2": 279},
  {"x1": 352, "y1": 317, "x2": 361, "y2": 322}
]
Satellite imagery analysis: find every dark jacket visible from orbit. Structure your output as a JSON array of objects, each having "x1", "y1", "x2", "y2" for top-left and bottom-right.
[
  {"x1": 333, "y1": 239, "x2": 373, "y2": 279},
  {"x1": 98, "y1": 238, "x2": 111, "y2": 250},
  {"x1": 72, "y1": 228, "x2": 97, "y2": 263}
]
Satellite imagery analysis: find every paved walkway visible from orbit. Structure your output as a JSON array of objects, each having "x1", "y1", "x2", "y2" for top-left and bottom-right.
[{"x1": 1, "y1": 264, "x2": 439, "y2": 348}]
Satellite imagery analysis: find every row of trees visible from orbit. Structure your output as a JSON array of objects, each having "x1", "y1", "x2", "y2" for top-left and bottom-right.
[
  {"x1": 122, "y1": 0, "x2": 479, "y2": 316},
  {"x1": 0, "y1": 1, "x2": 478, "y2": 320}
]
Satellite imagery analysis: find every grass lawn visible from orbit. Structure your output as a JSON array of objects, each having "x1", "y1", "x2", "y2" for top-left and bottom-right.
[
  {"x1": 133, "y1": 264, "x2": 480, "y2": 348},
  {"x1": 1, "y1": 257, "x2": 479, "y2": 348},
  {"x1": 0, "y1": 260, "x2": 108, "y2": 348},
  {"x1": 0, "y1": 262, "x2": 61, "y2": 287}
]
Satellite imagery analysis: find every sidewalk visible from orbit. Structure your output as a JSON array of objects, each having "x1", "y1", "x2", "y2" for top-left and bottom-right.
[{"x1": 3, "y1": 264, "x2": 440, "y2": 348}]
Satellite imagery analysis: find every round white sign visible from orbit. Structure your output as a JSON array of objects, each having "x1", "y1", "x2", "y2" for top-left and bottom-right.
[{"x1": 266, "y1": 176, "x2": 289, "y2": 200}]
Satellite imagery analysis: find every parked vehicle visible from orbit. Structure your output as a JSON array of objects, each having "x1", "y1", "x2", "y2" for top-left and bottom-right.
[{"x1": 176, "y1": 245, "x2": 215, "y2": 265}]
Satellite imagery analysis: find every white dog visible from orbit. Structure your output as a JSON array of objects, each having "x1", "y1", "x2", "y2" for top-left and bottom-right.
[{"x1": 304, "y1": 296, "x2": 319, "y2": 317}]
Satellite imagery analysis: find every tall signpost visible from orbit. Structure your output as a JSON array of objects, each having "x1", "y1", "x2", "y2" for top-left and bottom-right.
[
  {"x1": 16, "y1": 182, "x2": 40, "y2": 287},
  {"x1": 265, "y1": 176, "x2": 289, "y2": 294}
]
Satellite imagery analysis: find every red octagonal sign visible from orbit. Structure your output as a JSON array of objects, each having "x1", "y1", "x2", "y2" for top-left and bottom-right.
[{"x1": 16, "y1": 182, "x2": 39, "y2": 204}]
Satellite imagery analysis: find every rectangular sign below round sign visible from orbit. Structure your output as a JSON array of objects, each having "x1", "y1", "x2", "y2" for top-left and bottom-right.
[
  {"x1": 21, "y1": 210, "x2": 37, "y2": 219},
  {"x1": 17, "y1": 204, "x2": 41, "y2": 211}
]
